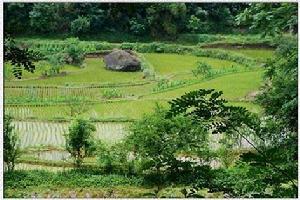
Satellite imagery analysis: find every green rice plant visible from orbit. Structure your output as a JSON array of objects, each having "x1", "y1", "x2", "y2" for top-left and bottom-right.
[
  {"x1": 102, "y1": 89, "x2": 123, "y2": 99},
  {"x1": 5, "y1": 95, "x2": 93, "y2": 106},
  {"x1": 153, "y1": 79, "x2": 187, "y2": 92},
  {"x1": 192, "y1": 61, "x2": 213, "y2": 78},
  {"x1": 145, "y1": 70, "x2": 264, "y2": 101}
]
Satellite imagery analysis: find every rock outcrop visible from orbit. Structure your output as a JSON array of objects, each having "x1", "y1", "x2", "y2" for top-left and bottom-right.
[{"x1": 103, "y1": 50, "x2": 141, "y2": 72}]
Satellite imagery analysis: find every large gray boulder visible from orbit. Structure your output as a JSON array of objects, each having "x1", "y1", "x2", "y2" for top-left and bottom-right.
[{"x1": 103, "y1": 50, "x2": 141, "y2": 72}]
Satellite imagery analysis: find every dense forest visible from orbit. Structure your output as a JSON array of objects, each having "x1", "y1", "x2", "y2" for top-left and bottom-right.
[
  {"x1": 4, "y1": 3, "x2": 297, "y2": 38},
  {"x1": 3, "y1": 2, "x2": 298, "y2": 198}
]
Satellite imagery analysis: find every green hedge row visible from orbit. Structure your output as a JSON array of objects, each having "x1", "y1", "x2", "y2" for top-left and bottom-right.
[{"x1": 18, "y1": 40, "x2": 258, "y2": 67}]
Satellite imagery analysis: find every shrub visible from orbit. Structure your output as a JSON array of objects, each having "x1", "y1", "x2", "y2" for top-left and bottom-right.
[
  {"x1": 65, "y1": 118, "x2": 96, "y2": 167},
  {"x1": 192, "y1": 61, "x2": 213, "y2": 78},
  {"x1": 63, "y1": 38, "x2": 85, "y2": 66},
  {"x1": 153, "y1": 79, "x2": 186, "y2": 92},
  {"x1": 4, "y1": 170, "x2": 143, "y2": 191},
  {"x1": 136, "y1": 42, "x2": 165, "y2": 53},
  {"x1": 127, "y1": 106, "x2": 210, "y2": 189},
  {"x1": 95, "y1": 42, "x2": 119, "y2": 51},
  {"x1": 45, "y1": 52, "x2": 65, "y2": 75},
  {"x1": 4, "y1": 115, "x2": 21, "y2": 171},
  {"x1": 102, "y1": 88, "x2": 123, "y2": 99},
  {"x1": 121, "y1": 43, "x2": 137, "y2": 50},
  {"x1": 97, "y1": 141, "x2": 134, "y2": 175}
]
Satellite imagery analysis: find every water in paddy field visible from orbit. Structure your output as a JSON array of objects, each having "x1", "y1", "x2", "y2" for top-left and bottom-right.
[
  {"x1": 15, "y1": 163, "x2": 71, "y2": 172},
  {"x1": 13, "y1": 121, "x2": 253, "y2": 150},
  {"x1": 33, "y1": 150, "x2": 71, "y2": 161},
  {"x1": 13, "y1": 121, "x2": 129, "y2": 149}
]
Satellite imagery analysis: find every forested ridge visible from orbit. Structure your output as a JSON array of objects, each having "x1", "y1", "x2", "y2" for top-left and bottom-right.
[{"x1": 5, "y1": 3, "x2": 297, "y2": 38}]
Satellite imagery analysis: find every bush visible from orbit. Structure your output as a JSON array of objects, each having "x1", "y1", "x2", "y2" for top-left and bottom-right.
[
  {"x1": 97, "y1": 141, "x2": 135, "y2": 175},
  {"x1": 63, "y1": 38, "x2": 85, "y2": 66},
  {"x1": 65, "y1": 118, "x2": 96, "y2": 167},
  {"x1": 44, "y1": 52, "x2": 65, "y2": 76},
  {"x1": 121, "y1": 43, "x2": 137, "y2": 50},
  {"x1": 95, "y1": 42, "x2": 118, "y2": 51},
  {"x1": 4, "y1": 170, "x2": 143, "y2": 190},
  {"x1": 4, "y1": 115, "x2": 21, "y2": 171},
  {"x1": 126, "y1": 106, "x2": 210, "y2": 189},
  {"x1": 153, "y1": 79, "x2": 186, "y2": 92},
  {"x1": 136, "y1": 42, "x2": 165, "y2": 53},
  {"x1": 101, "y1": 88, "x2": 123, "y2": 99},
  {"x1": 192, "y1": 61, "x2": 213, "y2": 78}
]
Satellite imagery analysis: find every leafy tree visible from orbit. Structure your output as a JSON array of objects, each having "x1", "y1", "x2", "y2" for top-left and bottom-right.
[
  {"x1": 236, "y1": 3, "x2": 297, "y2": 36},
  {"x1": 88, "y1": 7, "x2": 107, "y2": 32},
  {"x1": 187, "y1": 15, "x2": 201, "y2": 33},
  {"x1": 146, "y1": 3, "x2": 187, "y2": 38},
  {"x1": 29, "y1": 3, "x2": 60, "y2": 33},
  {"x1": 169, "y1": 89, "x2": 297, "y2": 197},
  {"x1": 127, "y1": 106, "x2": 210, "y2": 192},
  {"x1": 5, "y1": 3, "x2": 252, "y2": 37},
  {"x1": 71, "y1": 16, "x2": 91, "y2": 36},
  {"x1": 167, "y1": 89, "x2": 258, "y2": 135},
  {"x1": 4, "y1": 115, "x2": 21, "y2": 171},
  {"x1": 4, "y1": 33, "x2": 38, "y2": 79},
  {"x1": 256, "y1": 37, "x2": 297, "y2": 131},
  {"x1": 4, "y1": 3, "x2": 33, "y2": 34},
  {"x1": 202, "y1": 3, "x2": 235, "y2": 33},
  {"x1": 248, "y1": 35, "x2": 298, "y2": 197},
  {"x1": 129, "y1": 18, "x2": 147, "y2": 36},
  {"x1": 186, "y1": 7, "x2": 210, "y2": 33},
  {"x1": 65, "y1": 118, "x2": 96, "y2": 167}
]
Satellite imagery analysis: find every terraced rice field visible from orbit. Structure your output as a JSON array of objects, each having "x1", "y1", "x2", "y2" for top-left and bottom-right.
[
  {"x1": 5, "y1": 48, "x2": 273, "y2": 162},
  {"x1": 13, "y1": 121, "x2": 129, "y2": 148}
]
